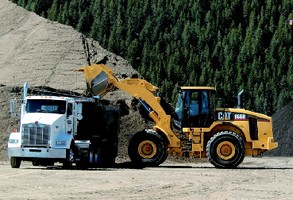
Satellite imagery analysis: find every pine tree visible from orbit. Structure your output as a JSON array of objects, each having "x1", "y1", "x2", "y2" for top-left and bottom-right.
[{"x1": 47, "y1": 0, "x2": 59, "y2": 21}]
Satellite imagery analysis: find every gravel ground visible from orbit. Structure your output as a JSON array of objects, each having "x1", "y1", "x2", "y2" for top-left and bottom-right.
[{"x1": 0, "y1": 157, "x2": 292, "y2": 200}]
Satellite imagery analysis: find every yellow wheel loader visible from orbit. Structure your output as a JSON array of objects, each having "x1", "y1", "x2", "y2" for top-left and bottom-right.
[{"x1": 78, "y1": 64, "x2": 278, "y2": 168}]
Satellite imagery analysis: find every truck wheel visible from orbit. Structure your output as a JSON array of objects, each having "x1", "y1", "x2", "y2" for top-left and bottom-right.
[
  {"x1": 10, "y1": 157, "x2": 21, "y2": 168},
  {"x1": 206, "y1": 131, "x2": 245, "y2": 168},
  {"x1": 100, "y1": 142, "x2": 117, "y2": 167},
  {"x1": 32, "y1": 159, "x2": 40, "y2": 166},
  {"x1": 62, "y1": 149, "x2": 72, "y2": 169},
  {"x1": 62, "y1": 160, "x2": 72, "y2": 169},
  {"x1": 128, "y1": 131, "x2": 167, "y2": 167}
]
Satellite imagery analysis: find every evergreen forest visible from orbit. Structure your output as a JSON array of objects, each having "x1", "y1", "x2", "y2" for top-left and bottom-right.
[{"x1": 11, "y1": 0, "x2": 293, "y2": 115}]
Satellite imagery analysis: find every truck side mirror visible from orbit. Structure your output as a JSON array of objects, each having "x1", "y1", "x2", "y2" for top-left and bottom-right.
[{"x1": 9, "y1": 99, "x2": 17, "y2": 118}]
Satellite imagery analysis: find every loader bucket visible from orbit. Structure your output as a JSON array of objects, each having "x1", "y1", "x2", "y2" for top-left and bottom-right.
[{"x1": 77, "y1": 64, "x2": 116, "y2": 96}]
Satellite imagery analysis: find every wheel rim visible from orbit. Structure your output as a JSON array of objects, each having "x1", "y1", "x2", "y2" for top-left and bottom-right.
[
  {"x1": 138, "y1": 140, "x2": 157, "y2": 159},
  {"x1": 216, "y1": 141, "x2": 236, "y2": 160}
]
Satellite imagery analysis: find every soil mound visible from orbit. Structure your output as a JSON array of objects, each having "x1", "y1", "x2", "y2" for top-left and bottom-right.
[
  {"x1": 268, "y1": 102, "x2": 293, "y2": 156},
  {"x1": 0, "y1": 0, "x2": 138, "y2": 93}
]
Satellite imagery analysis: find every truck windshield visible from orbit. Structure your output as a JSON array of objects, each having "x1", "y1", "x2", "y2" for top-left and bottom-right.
[{"x1": 26, "y1": 99, "x2": 66, "y2": 114}]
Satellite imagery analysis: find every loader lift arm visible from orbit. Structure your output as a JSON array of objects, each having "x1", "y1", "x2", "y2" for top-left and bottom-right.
[{"x1": 77, "y1": 64, "x2": 180, "y2": 147}]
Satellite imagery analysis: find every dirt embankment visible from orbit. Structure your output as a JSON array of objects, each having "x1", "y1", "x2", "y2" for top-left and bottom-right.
[
  {"x1": 0, "y1": 86, "x2": 19, "y2": 160},
  {"x1": 0, "y1": 0, "x2": 138, "y2": 92},
  {"x1": 267, "y1": 101, "x2": 293, "y2": 156}
]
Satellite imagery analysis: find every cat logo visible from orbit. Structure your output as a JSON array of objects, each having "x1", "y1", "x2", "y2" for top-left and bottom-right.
[{"x1": 218, "y1": 112, "x2": 231, "y2": 120}]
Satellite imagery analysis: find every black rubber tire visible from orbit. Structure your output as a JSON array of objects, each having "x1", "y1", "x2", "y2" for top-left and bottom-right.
[
  {"x1": 157, "y1": 136, "x2": 168, "y2": 165},
  {"x1": 10, "y1": 157, "x2": 21, "y2": 168},
  {"x1": 100, "y1": 141, "x2": 117, "y2": 167},
  {"x1": 62, "y1": 149, "x2": 72, "y2": 169},
  {"x1": 128, "y1": 130, "x2": 167, "y2": 167},
  {"x1": 62, "y1": 160, "x2": 72, "y2": 169},
  {"x1": 32, "y1": 159, "x2": 40, "y2": 166},
  {"x1": 206, "y1": 131, "x2": 245, "y2": 168}
]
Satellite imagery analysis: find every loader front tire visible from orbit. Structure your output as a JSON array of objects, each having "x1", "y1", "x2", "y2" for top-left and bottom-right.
[
  {"x1": 206, "y1": 131, "x2": 245, "y2": 168},
  {"x1": 128, "y1": 130, "x2": 167, "y2": 167}
]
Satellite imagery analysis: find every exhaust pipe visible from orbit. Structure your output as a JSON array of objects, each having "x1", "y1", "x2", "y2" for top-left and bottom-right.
[
  {"x1": 237, "y1": 89, "x2": 244, "y2": 108},
  {"x1": 23, "y1": 82, "x2": 28, "y2": 100}
]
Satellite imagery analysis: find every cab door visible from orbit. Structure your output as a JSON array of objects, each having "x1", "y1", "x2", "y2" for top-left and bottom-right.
[
  {"x1": 182, "y1": 89, "x2": 214, "y2": 128},
  {"x1": 66, "y1": 102, "x2": 74, "y2": 135}
]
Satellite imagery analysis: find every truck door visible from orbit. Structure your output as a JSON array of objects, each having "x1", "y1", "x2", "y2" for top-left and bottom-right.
[{"x1": 66, "y1": 102, "x2": 74, "y2": 134}]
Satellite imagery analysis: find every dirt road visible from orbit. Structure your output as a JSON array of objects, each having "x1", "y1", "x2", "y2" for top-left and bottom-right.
[{"x1": 0, "y1": 157, "x2": 292, "y2": 200}]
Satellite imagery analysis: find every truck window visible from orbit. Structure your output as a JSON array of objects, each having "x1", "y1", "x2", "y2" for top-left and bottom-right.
[
  {"x1": 67, "y1": 103, "x2": 73, "y2": 116},
  {"x1": 26, "y1": 99, "x2": 66, "y2": 114}
]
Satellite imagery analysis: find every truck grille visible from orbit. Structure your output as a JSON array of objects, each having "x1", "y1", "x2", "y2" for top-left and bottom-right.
[{"x1": 22, "y1": 124, "x2": 50, "y2": 146}]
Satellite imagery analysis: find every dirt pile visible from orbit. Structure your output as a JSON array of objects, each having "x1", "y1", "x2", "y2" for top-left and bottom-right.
[
  {"x1": 0, "y1": 0, "x2": 138, "y2": 93},
  {"x1": 267, "y1": 102, "x2": 293, "y2": 156},
  {"x1": 0, "y1": 86, "x2": 20, "y2": 160}
]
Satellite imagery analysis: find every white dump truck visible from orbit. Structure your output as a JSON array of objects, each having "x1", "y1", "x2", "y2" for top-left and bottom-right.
[{"x1": 8, "y1": 83, "x2": 120, "y2": 168}]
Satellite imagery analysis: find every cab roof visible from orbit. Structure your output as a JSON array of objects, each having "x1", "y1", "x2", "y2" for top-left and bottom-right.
[
  {"x1": 180, "y1": 86, "x2": 215, "y2": 91},
  {"x1": 26, "y1": 96, "x2": 72, "y2": 101}
]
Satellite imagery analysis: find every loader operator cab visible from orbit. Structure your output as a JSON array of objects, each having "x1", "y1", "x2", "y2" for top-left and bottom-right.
[{"x1": 175, "y1": 87, "x2": 215, "y2": 128}]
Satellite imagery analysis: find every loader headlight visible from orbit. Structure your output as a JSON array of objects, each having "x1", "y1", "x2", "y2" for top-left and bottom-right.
[{"x1": 9, "y1": 139, "x2": 19, "y2": 144}]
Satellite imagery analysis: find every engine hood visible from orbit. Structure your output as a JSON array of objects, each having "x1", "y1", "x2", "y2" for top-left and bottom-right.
[
  {"x1": 215, "y1": 108, "x2": 271, "y2": 121},
  {"x1": 21, "y1": 113, "x2": 63, "y2": 125}
]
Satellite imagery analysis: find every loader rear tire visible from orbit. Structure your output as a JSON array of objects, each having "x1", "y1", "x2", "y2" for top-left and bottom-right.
[
  {"x1": 206, "y1": 131, "x2": 245, "y2": 168},
  {"x1": 10, "y1": 157, "x2": 21, "y2": 168},
  {"x1": 128, "y1": 130, "x2": 167, "y2": 167}
]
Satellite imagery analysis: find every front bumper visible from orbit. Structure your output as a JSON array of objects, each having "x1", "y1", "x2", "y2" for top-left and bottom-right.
[
  {"x1": 252, "y1": 137, "x2": 278, "y2": 150},
  {"x1": 267, "y1": 137, "x2": 278, "y2": 150},
  {"x1": 8, "y1": 147, "x2": 67, "y2": 159}
]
